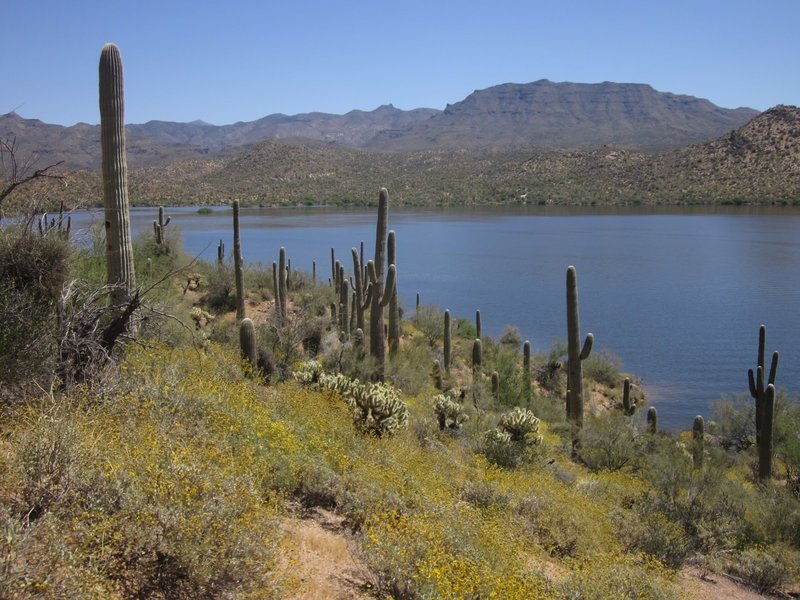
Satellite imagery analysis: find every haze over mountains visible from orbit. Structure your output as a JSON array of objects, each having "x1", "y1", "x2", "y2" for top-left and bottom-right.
[{"x1": 1, "y1": 80, "x2": 760, "y2": 171}]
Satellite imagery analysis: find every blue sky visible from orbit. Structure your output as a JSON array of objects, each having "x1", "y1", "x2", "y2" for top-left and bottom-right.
[{"x1": 3, "y1": 0, "x2": 798, "y2": 126}]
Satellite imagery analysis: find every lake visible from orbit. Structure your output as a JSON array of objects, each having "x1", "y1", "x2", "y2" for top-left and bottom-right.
[{"x1": 71, "y1": 204, "x2": 800, "y2": 429}]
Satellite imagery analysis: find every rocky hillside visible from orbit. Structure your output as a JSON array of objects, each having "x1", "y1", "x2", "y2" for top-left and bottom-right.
[
  {"x1": 366, "y1": 80, "x2": 758, "y2": 151},
  {"x1": 1, "y1": 80, "x2": 759, "y2": 174},
  {"x1": 128, "y1": 104, "x2": 440, "y2": 152},
  {"x1": 6, "y1": 106, "x2": 798, "y2": 210}
]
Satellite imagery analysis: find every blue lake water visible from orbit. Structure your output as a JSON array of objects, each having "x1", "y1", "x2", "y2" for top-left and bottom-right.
[{"x1": 71, "y1": 205, "x2": 800, "y2": 429}]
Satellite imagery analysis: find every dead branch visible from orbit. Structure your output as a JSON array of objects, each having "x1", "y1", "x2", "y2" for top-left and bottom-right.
[{"x1": 0, "y1": 137, "x2": 66, "y2": 207}]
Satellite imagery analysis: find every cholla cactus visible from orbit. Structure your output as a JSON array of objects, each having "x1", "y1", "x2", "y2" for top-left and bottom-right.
[
  {"x1": 292, "y1": 360, "x2": 325, "y2": 386},
  {"x1": 346, "y1": 381, "x2": 408, "y2": 437},
  {"x1": 433, "y1": 394, "x2": 470, "y2": 430},
  {"x1": 498, "y1": 407, "x2": 542, "y2": 444},
  {"x1": 319, "y1": 372, "x2": 358, "y2": 397},
  {"x1": 484, "y1": 427, "x2": 512, "y2": 446}
]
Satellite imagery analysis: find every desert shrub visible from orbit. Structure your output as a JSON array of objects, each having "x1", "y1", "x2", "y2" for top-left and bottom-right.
[
  {"x1": 498, "y1": 325, "x2": 522, "y2": 348},
  {"x1": 583, "y1": 349, "x2": 624, "y2": 388},
  {"x1": 411, "y1": 304, "x2": 443, "y2": 345},
  {"x1": 460, "y1": 480, "x2": 511, "y2": 511},
  {"x1": 577, "y1": 412, "x2": 642, "y2": 472},
  {"x1": 533, "y1": 341, "x2": 566, "y2": 394},
  {"x1": 259, "y1": 312, "x2": 328, "y2": 382},
  {"x1": 618, "y1": 509, "x2": 692, "y2": 568},
  {"x1": 711, "y1": 393, "x2": 755, "y2": 451},
  {"x1": 775, "y1": 397, "x2": 800, "y2": 497},
  {"x1": 642, "y1": 436, "x2": 754, "y2": 553},
  {"x1": 483, "y1": 343, "x2": 525, "y2": 406},
  {"x1": 384, "y1": 336, "x2": 432, "y2": 395},
  {"x1": 453, "y1": 317, "x2": 477, "y2": 340},
  {"x1": 560, "y1": 555, "x2": 677, "y2": 599},
  {"x1": 726, "y1": 547, "x2": 791, "y2": 593},
  {"x1": 199, "y1": 262, "x2": 237, "y2": 313},
  {"x1": 0, "y1": 228, "x2": 70, "y2": 389}
]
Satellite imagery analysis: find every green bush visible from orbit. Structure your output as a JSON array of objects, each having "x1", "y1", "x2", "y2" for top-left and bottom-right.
[
  {"x1": 583, "y1": 349, "x2": 624, "y2": 388},
  {"x1": 0, "y1": 228, "x2": 70, "y2": 389},
  {"x1": 727, "y1": 547, "x2": 791, "y2": 593},
  {"x1": 577, "y1": 412, "x2": 642, "y2": 472}
]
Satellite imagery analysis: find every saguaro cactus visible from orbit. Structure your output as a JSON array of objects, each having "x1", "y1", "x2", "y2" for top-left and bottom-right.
[
  {"x1": 239, "y1": 318, "x2": 257, "y2": 374},
  {"x1": 432, "y1": 359, "x2": 443, "y2": 390},
  {"x1": 153, "y1": 205, "x2": 171, "y2": 245},
  {"x1": 443, "y1": 310, "x2": 452, "y2": 373},
  {"x1": 491, "y1": 371, "x2": 500, "y2": 403},
  {"x1": 566, "y1": 266, "x2": 593, "y2": 451},
  {"x1": 692, "y1": 415, "x2": 705, "y2": 469},
  {"x1": 647, "y1": 406, "x2": 658, "y2": 434},
  {"x1": 99, "y1": 43, "x2": 135, "y2": 307},
  {"x1": 472, "y1": 338, "x2": 482, "y2": 375},
  {"x1": 472, "y1": 338, "x2": 483, "y2": 407},
  {"x1": 369, "y1": 188, "x2": 389, "y2": 376},
  {"x1": 278, "y1": 247, "x2": 288, "y2": 322},
  {"x1": 475, "y1": 310, "x2": 482, "y2": 339},
  {"x1": 759, "y1": 384, "x2": 775, "y2": 480},
  {"x1": 387, "y1": 230, "x2": 400, "y2": 355},
  {"x1": 523, "y1": 340, "x2": 532, "y2": 406},
  {"x1": 748, "y1": 325, "x2": 779, "y2": 446},
  {"x1": 622, "y1": 378, "x2": 634, "y2": 415},
  {"x1": 338, "y1": 264, "x2": 349, "y2": 335},
  {"x1": 351, "y1": 247, "x2": 371, "y2": 332},
  {"x1": 232, "y1": 200, "x2": 245, "y2": 319}
]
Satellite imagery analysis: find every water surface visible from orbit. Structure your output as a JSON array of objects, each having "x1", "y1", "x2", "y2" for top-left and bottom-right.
[{"x1": 72, "y1": 205, "x2": 800, "y2": 429}]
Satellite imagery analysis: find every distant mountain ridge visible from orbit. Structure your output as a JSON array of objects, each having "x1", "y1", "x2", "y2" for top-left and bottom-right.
[
  {"x1": 366, "y1": 80, "x2": 759, "y2": 150},
  {"x1": 18, "y1": 104, "x2": 799, "y2": 209},
  {"x1": 1, "y1": 80, "x2": 760, "y2": 171}
]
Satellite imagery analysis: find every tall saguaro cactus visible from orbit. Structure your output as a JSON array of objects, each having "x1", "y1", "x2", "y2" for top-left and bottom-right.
[
  {"x1": 351, "y1": 247, "x2": 371, "y2": 332},
  {"x1": 523, "y1": 340, "x2": 532, "y2": 406},
  {"x1": 153, "y1": 205, "x2": 171, "y2": 245},
  {"x1": 387, "y1": 230, "x2": 400, "y2": 355},
  {"x1": 443, "y1": 310, "x2": 452, "y2": 373},
  {"x1": 748, "y1": 324, "x2": 779, "y2": 447},
  {"x1": 566, "y1": 265, "x2": 593, "y2": 452},
  {"x1": 239, "y1": 318, "x2": 257, "y2": 375},
  {"x1": 692, "y1": 415, "x2": 705, "y2": 470},
  {"x1": 370, "y1": 188, "x2": 389, "y2": 378},
  {"x1": 278, "y1": 247, "x2": 288, "y2": 322},
  {"x1": 99, "y1": 43, "x2": 135, "y2": 307},
  {"x1": 759, "y1": 384, "x2": 776, "y2": 480},
  {"x1": 232, "y1": 200, "x2": 245, "y2": 319}
]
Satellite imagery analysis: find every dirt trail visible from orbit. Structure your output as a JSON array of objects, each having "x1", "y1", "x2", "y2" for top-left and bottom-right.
[{"x1": 277, "y1": 507, "x2": 374, "y2": 600}]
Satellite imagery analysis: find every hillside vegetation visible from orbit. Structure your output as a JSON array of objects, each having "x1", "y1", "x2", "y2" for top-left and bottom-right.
[
  {"x1": 1, "y1": 209, "x2": 799, "y2": 599},
  {"x1": 5, "y1": 105, "x2": 799, "y2": 211}
]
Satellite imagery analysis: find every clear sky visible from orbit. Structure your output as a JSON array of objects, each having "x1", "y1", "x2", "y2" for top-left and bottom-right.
[{"x1": 3, "y1": 0, "x2": 798, "y2": 126}]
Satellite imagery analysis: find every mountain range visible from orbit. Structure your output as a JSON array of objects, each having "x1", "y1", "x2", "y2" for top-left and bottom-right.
[
  {"x1": 3, "y1": 79, "x2": 798, "y2": 207},
  {"x1": 1, "y1": 80, "x2": 759, "y2": 171}
]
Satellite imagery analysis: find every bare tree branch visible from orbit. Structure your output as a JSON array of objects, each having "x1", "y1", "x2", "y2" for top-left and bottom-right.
[{"x1": 0, "y1": 137, "x2": 66, "y2": 207}]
